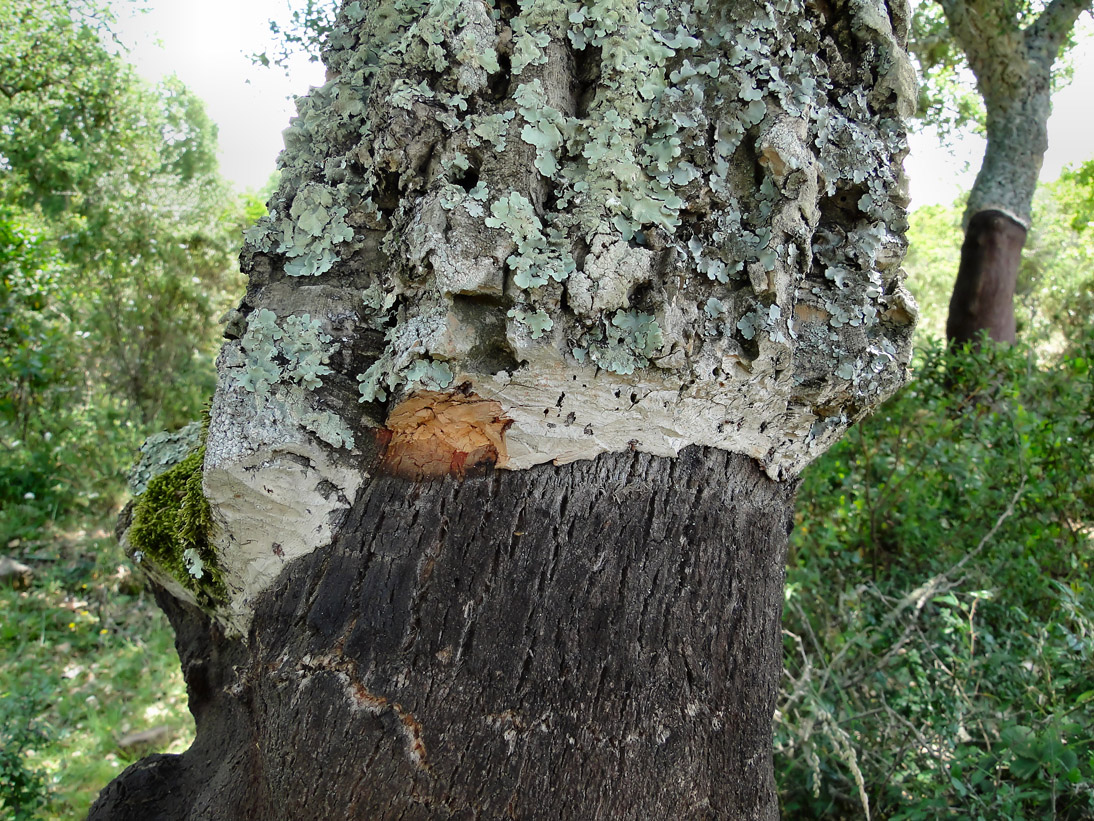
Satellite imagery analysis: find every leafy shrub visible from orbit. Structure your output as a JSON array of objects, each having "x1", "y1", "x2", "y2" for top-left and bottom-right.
[
  {"x1": 777, "y1": 338, "x2": 1094, "y2": 820},
  {"x1": 0, "y1": 698, "x2": 52, "y2": 820}
]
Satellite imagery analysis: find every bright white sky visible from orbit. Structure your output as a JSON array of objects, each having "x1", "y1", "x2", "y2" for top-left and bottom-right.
[
  {"x1": 113, "y1": 0, "x2": 327, "y2": 193},
  {"x1": 114, "y1": 1, "x2": 1094, "y2": 207}
]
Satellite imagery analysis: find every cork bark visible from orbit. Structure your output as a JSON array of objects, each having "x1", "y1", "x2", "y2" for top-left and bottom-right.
[
  {"x1": 92, "y1": 0, "x2": 916, "y2": 815},
  {"x1": 946, "y1": 209, "x2": 1026, "y2": 344},
  {"x1": 92, "y1": 448, "x2": 794, "y2": 820}
]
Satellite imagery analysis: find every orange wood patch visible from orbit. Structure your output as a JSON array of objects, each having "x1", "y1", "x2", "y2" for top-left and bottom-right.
[{"x1": 379, "y1": 391, "x2": 512, "y2": 479}]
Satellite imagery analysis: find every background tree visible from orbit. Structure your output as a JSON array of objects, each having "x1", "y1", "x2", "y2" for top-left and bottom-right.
[
  {"x1": 0, "y1": 0, "x2": 246, "y2": 538},
  {"x1": 91, "y1": 0, "x2": 917, "y2": 816},
  {"x1": 0, "y1": 3, "x2": 271, "y2": 814},
  {"x1": 252, "y1": 0, "x2": 339, "y2": 72},
  {"x1": 910, "y1": 0, "x2": 1092, "y2": 345}
]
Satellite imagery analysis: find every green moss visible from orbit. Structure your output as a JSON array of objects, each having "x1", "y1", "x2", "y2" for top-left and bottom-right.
[{"x1": 128, "y1": 444, "x2": 226, "y2": 607}]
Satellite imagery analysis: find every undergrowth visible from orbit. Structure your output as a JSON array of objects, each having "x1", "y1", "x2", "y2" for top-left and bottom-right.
[
  {"x1": 777, "y1": 337, "x2": 1094, "y2": 819},
  {"x1": 0, "y1": 519, "x2": 192, "y2": 819}
]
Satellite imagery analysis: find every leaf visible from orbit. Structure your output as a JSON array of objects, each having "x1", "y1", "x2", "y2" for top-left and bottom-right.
[{"x1": 1009, "y1": 756, "x2": 1041, "y2": 780}]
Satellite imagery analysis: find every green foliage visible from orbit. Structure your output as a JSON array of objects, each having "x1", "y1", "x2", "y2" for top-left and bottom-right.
[
  {"x1": 1018, "y1": 173, "x2": 1094, "y2": 352},
  {"x1": 0, "y1": 210, "x2": 77, "y2": 437},
  {"x1": 0, "y1": 204, "x2": 147, "y2": 537},
  {"x1": 60, "y1": 168, "x2": 242, "y2": 427},
  {"x1": 0, "y1": 11, "x2": 314, "y2": 813},
  {"x1": 778, "y1": 339, "x2": 1094, "y2": 819},
  {"x1": 0, "y1": 699, "x2": 50, "y2": 820},
  {"x1": 908, "y1": 0, "x2": 985, "y2": 137},
  {"x1": 1, "y1": 523, "x2": 192, "y2": 819},
  {"x1": 902, "y1": 199, "x2": 964, "y2": 340},
  {"x1": 1057, "y1": 158, "x2": 1094, "y2": 233},
  {"x1": 0, "y1": 1, "x2": 138, "y2": 212},
  {"x1": 0, "y1": 0, "x2": 250, "y2": 543}
]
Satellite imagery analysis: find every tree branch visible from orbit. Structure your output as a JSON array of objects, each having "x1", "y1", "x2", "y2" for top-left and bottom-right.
[
  {"x1": 935, "y1": 0, "x2": 980, "y2": 57},
  {"x1": 936, "y1": 0, "x2": 1024, "y2": 89},
  {"x1": 1026, "y1": 0, "x2": 1093, "y2": 65}
]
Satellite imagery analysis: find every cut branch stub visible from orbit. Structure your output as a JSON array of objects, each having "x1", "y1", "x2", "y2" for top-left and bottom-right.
[{"x1": 195, "y1": 0, "x2": 916, "y2": 633}]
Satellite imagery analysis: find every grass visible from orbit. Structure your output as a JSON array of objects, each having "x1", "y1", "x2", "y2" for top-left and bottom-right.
[{"x1": 0, "y1": 514, "x2": 193, "y2": 819}]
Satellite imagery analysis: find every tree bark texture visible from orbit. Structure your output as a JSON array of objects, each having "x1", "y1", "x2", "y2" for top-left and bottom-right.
[
  {"x1": 91, "y1": 447, "x2": 794, "y2": 820},
  {"x1": 939, "y1": 0, "x2": 1091, "y2": 344},
  {"x1": 946, "y1": 208, "x2": 1026, "y2": 344},
  {"x1": 945, "y1": 72, "x2": 1046, "y2": 344},
  {"x1": 91, "y1": 0, "x2": 916, "y2": 815}
]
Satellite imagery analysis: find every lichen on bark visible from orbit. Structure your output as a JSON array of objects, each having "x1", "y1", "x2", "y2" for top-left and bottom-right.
[
  {"x1": 197, "y1": 0, "x2": 918, "y2": 631},
  {"x1": 95, "y1": 1, "x2": 921, "y2": 815}
]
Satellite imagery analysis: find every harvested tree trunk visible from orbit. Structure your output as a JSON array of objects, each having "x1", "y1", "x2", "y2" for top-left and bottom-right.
[
  {"x1": 944, "y1": 83, "x2": 1044, "y2": 346},
  {"x1": 92, "y1": 448, "x2": 794, "y2": 819},
  {"x1": 91, "y1": 0, "x2": 917, "y2": 815},
  {"x1": 939, "y1": 0, "x2": 1091, "y2": 345},
  {"x1": 946, "y1": 208, "x2": 1026, "y2": 345}
]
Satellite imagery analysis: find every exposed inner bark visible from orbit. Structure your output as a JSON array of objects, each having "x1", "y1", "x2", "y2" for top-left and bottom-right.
[
  {"x1": 946, "y1": 208, "x2": 1027, "y2": 346},
  {"x1": 90, "y1": 448, "x2": 795, "y2": 820},
  {"x1": 381, "y1": 391, "x2": 513, "y2": 479}
]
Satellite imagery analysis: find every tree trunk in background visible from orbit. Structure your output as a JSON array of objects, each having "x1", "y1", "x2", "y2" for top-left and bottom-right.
[
  {"x1": 91, "y1": 448, "x2": 794, "y2": 819},
  {"x1": 939, "y1": 0, "x2": 1091, "y2": 346},
  {"x1": 89, "y1": 0, "x2": 917, "y2": 814},
  {"x1": 946, "y1": 77, "x2": 1046, "y2": 345},
  {"x1": 946, "y1": 208, "x2": 1026, "y2": 344}
]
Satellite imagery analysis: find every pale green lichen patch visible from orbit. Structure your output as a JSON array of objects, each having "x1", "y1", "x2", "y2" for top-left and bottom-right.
[
  {"x1": 127, "y1": 421, "x2": 204, "y2": 496},
  {"x1": 507, "y1": 306, "x2": 554, "y2": 339},
  {"x1": 579, "y1": 310, "x2": 665, "y2": 376},
  {"x1": 468, "y1": 111, "x2": 515, "y2": 151},
  {"x1": 359, "y1": 355, "x2": 455, "y2": 402},
  {"x1": 246, "y1": 183, "x2": 356, "y2": 278},
  {"x1": 484, "y1": 191, "x2": 575, "y2": 289},
  {"x1": 236, "y1": 308, "x2": 354, "y2": 450},
  {"x1": 242, "y1": 309, "x2": 334, "y2": 392},
  {"x1": 224, "y1": 0, "x2": 916, "y2": 481}
]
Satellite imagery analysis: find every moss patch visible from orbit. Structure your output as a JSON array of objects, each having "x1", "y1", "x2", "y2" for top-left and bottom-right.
[{"x1": 127, "y1": 446, "x2": 225, "y2": 607}]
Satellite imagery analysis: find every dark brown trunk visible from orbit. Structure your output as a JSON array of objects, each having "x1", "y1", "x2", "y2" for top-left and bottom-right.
[
  {"x1": 945, "y1": 209, "x2": 1027, "y2": 346},
  {"x1": 90, "y1": 447, "x2": 795, "y2": 820}
]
